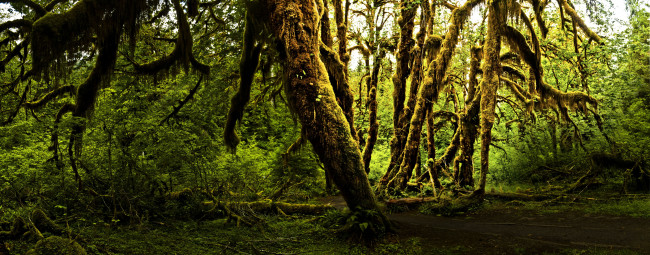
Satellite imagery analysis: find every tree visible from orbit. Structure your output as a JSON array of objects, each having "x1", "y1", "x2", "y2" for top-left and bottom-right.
[{"x1": 230, "y1": 0, "x2": 389, "y2": 227}]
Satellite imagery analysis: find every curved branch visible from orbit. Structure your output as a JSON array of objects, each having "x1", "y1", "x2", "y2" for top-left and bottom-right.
[
  {"x1": 557, "y1": 0, "x2": 602, "y2": 43},
  {"x1": 132, "y1": 0, "x2": 209, "y2": 75},
  {"x1": 0, "y1": 19, "x2": 32, "y2": 33},
  {"x1": 23, "y1": 85, "x2": 76, "y2": 110},
  {"x1": 11, "y1": 0, "x2": 46, "y2": 16},
  {"x1": 224, "y1": 13, "x2": 262, "y2": 151},
  {"x1": 0, "y1": 38, "x2": 29, "y2": 72},
  {"x1": 501, "y1": 64, "x2": 526, "y2": 81},
  {"x1": 501, "y1": 76, "x2": 531, "y2": 103}
]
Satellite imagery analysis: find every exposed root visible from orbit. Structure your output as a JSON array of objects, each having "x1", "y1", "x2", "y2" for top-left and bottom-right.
[{"x1": 203, "y1": 200, "x2": 336, "y2": 226}]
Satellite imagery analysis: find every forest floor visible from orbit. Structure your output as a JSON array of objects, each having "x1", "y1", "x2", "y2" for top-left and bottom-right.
[
  {"x1": 322, "y1": 195, "x2": 650, "y2": 254},
  {"x1": 3, "y1": 193, "x2": 649, "y2": 254}
]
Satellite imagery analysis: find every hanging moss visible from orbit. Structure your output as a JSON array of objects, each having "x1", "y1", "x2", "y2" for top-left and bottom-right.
[
  {"x1": 383, "y1": 0, "x2": 483, "y2": 192},
  {"x1": 503, "y1": 25, "x2": 539, "y2": 81},
  {"x1": 30, "y1": 0, "x2": 158, "y2": 77}
]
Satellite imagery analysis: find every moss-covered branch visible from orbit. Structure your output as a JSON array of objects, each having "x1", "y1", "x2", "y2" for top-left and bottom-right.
[
  {"x1": 224, "y1": 13, "x2": 262, "y2": 151},
  {"x1": 0, "y1": 19, "x2": 32, "y2": 33},
  {"x1": 557, "y1": 0, "x2": 603, "y2": 43},
  {"x1": 12, "y1": 0, "x2": 46, "y2": 16},
  {"x1": 132, "y1": 0, "x2": 208, "y2": 75},
  {"x1": 23, "y1": 85, "x2": 76, "y2": 110},
  {"x1": 320, "y1": 42, "x2": 357, "y2": 140},
  {"x1": 384, "y1": 0, "x2": 483, "y2": 191}
]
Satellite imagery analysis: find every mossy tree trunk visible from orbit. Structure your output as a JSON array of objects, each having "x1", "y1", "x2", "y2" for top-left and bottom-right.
[
  {"x1": 475, "y1": 0, "x2": 504, "y2": 196},
  {"x1": 454, "y1": 46, "x2": 482, "y2": 187},
  {"x1": 382, "y1": 0, "x2": 483, "y2": 192},
  {"x1": 256, "y1": 0, "x2": 386, "y2": 221},
  {"x1": 383, "y1": 0, "x2": 417, "y2": 185},
  {"x1": 362, "y1": 48, "x2": 385, "y2": 174},
  {"x1": 322, "y1": 0, "x2": 357, "y2": 142}
]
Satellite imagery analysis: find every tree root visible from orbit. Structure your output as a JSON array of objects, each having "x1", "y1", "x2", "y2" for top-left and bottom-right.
[
  {"x1": 202, "y1": 200, "x2": 336, "y2": 226},
  {"x1": 0, "y1": 209, "x2": 65, "y2": 241}
]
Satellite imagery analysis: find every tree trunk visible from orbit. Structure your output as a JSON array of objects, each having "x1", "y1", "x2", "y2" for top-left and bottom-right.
[
  {"x1": 384, "y1": 0, "x2": 483, "y2": 191},
  {"x1": 255, "y1": 0, "x2": 386, "y2": 221},
  {"x1": 380, "y1": 0, "x2": 417, "y2": 189},
  {"x1": 322, "y1": 0, "x2": 357, "y2": 141},
  {"x1": 362, "y1": 49, "x2": 385, "y2": 174},
  {"x1": 454, "y1": 46, "x2": 482, "y2": 187},
  {"x1": 475, "y1": 0, "x2": 503, "y2": 196}
]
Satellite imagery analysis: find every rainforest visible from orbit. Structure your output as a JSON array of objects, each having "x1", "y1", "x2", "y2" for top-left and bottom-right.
[{"x1": 1, "y1": 0, "x2": 649, "y2": 254}]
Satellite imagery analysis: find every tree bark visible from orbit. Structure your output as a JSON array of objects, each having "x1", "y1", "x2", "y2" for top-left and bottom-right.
[
  {"x1": 384, "y1": 0, "x2": 483, "y2": 191},
  {"x1": 454, "y1": 46, "x2": 482, "y2": 187},
  {"x1": 475, "y1": 0, "x2": 503, "y2": 196},
  {"x1": 382, "y1": 0, "x2": 416, "y2": 187},
  {"x1": 322, "y1": 0, "x2": 357, "y2": 141},
  {"x1": 255, "y1": 0, "x2": 386, "y2": 222},
  {"x1": 362, "y1": 49, "x2": 385, "y2": 174}
]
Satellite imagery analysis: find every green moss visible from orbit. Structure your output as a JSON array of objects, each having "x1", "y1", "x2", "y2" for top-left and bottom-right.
[{"x1": 25, "y1": 236, "x2": 86, "y2": 255}]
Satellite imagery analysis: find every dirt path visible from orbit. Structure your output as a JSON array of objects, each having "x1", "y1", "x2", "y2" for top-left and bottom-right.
[{"x1": 318, "y1": 196, "x2": 650, "y2": 254}]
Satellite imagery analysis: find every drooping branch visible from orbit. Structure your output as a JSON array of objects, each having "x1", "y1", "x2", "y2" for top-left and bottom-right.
[
  {"x1": 501, "y1": 64, "x2": 527, "y2": 81},
  {"x1": 501, "y1": 76, "x2": 532, "y2": 103},
  {"x1": 224, "y1": 13, "x2": 262, "y2": 151},
  {"x1": 0, "y1": 38, "x2": 29, "y2": 72},
  {"x1": 65, "y1": 16, "x2": 122, "y2": 190},
  {"x1": 502, "y1": 25, "x2": 539, "y2": 83},
  {"x1": 131, "y1": 0, "x2": 209, "y2": 75},
  {"x1": 501, "y1": 25, "x2": 598, "y2": 115}
]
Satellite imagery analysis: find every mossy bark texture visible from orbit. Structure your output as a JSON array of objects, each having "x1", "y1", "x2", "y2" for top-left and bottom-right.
[
  {"x1": 476, "y1": 0, "x2": 504, "y2": 196},
  {"x1": 224, "y1": 14, "x2": 263, "y2": 150},
  {"x1": 382, "y1": 0, "x2": 483, "y2": 192},
  {"x1": 256, "y1": 0, "x2": 385, "y2": 223}
]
